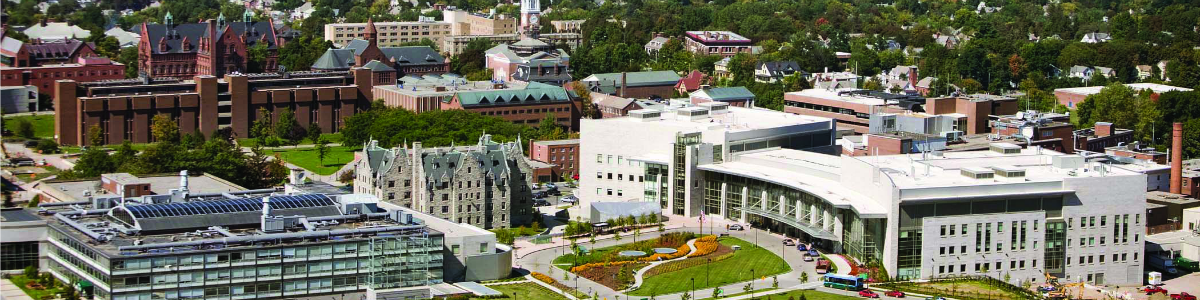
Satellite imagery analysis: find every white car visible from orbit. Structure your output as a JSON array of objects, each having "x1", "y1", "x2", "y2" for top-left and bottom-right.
[
  {"x1": 561, "y1": 196, "x2": 578, "y2": 203},
  {"x1": 804, "y1": 256, "x2": 814, "y2": 262}
]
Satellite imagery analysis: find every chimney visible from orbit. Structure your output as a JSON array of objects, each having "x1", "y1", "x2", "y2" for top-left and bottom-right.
[
  {"x1": 620, "y1": 72, "x2": 627, "y2": 98},
  {"x1": 1171, "y1": 122, "x2": 1184, "y2": 194},
  {"x1": 1094, "y1": 122, "x2": 1112, "y2": 137}
]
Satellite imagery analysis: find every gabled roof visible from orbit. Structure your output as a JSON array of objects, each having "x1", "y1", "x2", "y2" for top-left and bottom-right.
[
  {"x1": 143, "y1": 21, "x2": 278, "y2": 55},
  {"x1": 23, "y1": 22, "x2": 92, "y2": 40},
  {"x1": 675, "y1": 70, "x2": 708, "y2": 91},
  {"x1": 692, "y1": 86, "x2": 755, "y2": 101},
  {"x1": 757, "y1": 61, "x2": 804, "y2": 77},
  {"x1": 455, "y1": 82, "x2": 571, "y2": 107},
  {"x1": 312, "y1": 43, "x2": 444, "y2": 70},
  {"x1": 916, "y1": 77, "x2": 936, "y2": 88},
  {"x1": 311, "y1": 48, "x2": 355, "y2": 70},
  {"x1": 596, "y1": 94, "x2": 636, "y2": 109}
]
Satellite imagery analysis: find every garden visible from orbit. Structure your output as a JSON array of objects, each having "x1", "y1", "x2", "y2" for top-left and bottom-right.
[
  {"x1": 873, "y1": 276, "x2": 1038, "y2": 300},
  {"x1": 627, "y1": 237, "x2": 791, "y2": 297},
  {"x1": 553, "y1": 232, "x2": 697, "y2": 290},
  {"x1": 6, "y1": 267, "x2": 78, "y2": 300}
]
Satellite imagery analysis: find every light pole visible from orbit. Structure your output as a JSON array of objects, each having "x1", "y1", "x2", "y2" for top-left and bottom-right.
[
  {"x1": 750, "y1": 268, "x2": 755, "y2": 299},
  {"x1": 706, "y1": 258, "x2": 711, "y2": 286},
  {"x1": 690, "y1": 277, "x2": 695, "y2": 300}
]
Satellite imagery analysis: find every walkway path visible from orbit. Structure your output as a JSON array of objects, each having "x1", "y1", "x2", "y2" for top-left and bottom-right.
[
  {"x1": 524, "y1": 274, "x2": 579, "y2": 300},
  {"x1": 624, "y1": 237, "x2": 701, "y2": 292},
  {"x1": 1, "y1": 279, "x2": 34, "y2": 300},
  {"x1": 825, "y1": 253, "x2": 854, "y2": 275}
]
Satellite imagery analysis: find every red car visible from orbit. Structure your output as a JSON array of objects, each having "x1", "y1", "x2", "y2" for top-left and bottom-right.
[
  {"x1": 1172, "y1": 292, "x2": 1197, "y2": 300},
  {"x1": 885, "y1": 290, "x2": 906, "y2": 298},
  {"x1": 859, "y1": 290, "x2": 880, "y2": 298},
  {"x1": 1144, "y1": 286, "x2": 1169, "y2": 295}
]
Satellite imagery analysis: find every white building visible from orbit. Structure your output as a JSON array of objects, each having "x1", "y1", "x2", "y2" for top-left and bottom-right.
[
  {"x1": 583, "y1": 107, "x2": 1148, "y2": 285},
  {"x1": 577, "y1": 102, "x2": 838, "y2": 218}
]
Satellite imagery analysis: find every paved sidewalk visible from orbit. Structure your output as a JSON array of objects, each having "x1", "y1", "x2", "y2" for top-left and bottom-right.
[
  {"x1": 825, "y1": 254, "x2": 853, "y2": 275},
  {"x1": 1, "y1": 279, "x2": 34, "y2": 300}
]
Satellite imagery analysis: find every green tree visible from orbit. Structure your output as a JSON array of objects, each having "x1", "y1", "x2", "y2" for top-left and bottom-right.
[
  {"x1": 181, "y1": 130, "x2": 207, "y2": 149},
  {"x1": 315, "y1": 138, "x2": 330, "y2": 166},
  {"x1": 1181, "y1": 119, "x2": 1200, "y2": 160},
  {"x1": 13, "y1": 118, "x2": 34, "y2": 139},
  {"x1": 151, "y1": 114, "x2": 180, "y2": 143},
  {"x1": 118, "y1": 47, "x2": 139, "y2": 78},
  {"x1": 252, "y1": 107, "x2": 273, "y2": 145},
  {"x1": 36, "y1": 139, "x2": 59, "y2": 154},
  {"x1": 23, "y1": 266, "x2": 37, "y2": 278},
  {"x1": 451, "y1": 39, "x2": 495, "y2": 75},
  {"x1": 274, "y1": 108, "x2": 300, "y2": 144},
  {"x1": 800, "y1": 272, "x2": 808, "y2": 283},
  {"x1": 87, "y1": 124, "x2": 105, "y2": 146},
  {"x1": 306, "y1": 123, "x2": 323, "y2": 144},
  {"x1": 72, "y1": 148, "x2": 115, "y2": 177},
  {"x1": 1075, "y1": 84, "x2": 1140, "y2": 131},
  {"x1": 246, "y1": 43, "x2": 270, "y2": 73}
]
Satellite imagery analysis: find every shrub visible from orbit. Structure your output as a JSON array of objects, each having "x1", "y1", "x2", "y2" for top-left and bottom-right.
[
  {"x1": 531, "y1": 272, "x2": 557, "y2": 285},
  {"x1": 36, "y1": 139, "x2": 59, "y2": 153}
]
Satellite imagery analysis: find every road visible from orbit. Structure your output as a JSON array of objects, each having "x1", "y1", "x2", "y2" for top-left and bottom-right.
[{"x1": 3, "y1": 142, "x2": 76, "y2": 170}]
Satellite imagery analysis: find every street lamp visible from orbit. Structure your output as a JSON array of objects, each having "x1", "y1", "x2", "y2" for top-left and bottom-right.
[
  {"x1": 690, "y1": 277, "x2": 695, "y2": 300},
  {"x1": 706, "y1": 258, "x2": 711, "y2": 286},
  {"x1": 750, "y1": 268, "x2": 755, "y2": 299}
]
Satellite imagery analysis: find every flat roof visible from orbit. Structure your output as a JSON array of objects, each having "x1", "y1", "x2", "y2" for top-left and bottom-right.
[
  {"x1": 600, "y1": 103, "x2": 831, "y2": 134},
  {"x1": 453, "y1": 282, "x2": 502, "y2": 296},
  {"x1": 685, "y1": 31, "x2": 751, "y2": 43},
  {"x1": 46, "y1": 174, "x2": 245, "y2": 202},
  {"x1": 699, "y1": 149, "x2": 885, "y2": 217},
  {"x1": 533, "y1": 139, "x2": 579, "y2": 146},
  {"x1": 1055, "y1": 83, "x2": 1193, "y2": 95},
  {"x1": 1, "y1": 208, "x2": 41, "y2": 222},
  {"x1": 1146, "y1": 191, "x2": 1200, "y2": 205},
  {"x1": 786, "y1": 88, "x2": 899, "y2": 106}
]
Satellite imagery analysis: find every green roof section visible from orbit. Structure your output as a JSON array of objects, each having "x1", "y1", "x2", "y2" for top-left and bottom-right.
[
  {"x1": 583, "y1": 70, "x2": 682, "y2": 87},
  {"x1": 695, "y1": 86, "x2": 755, "y2": 101},
  {"x1": 454, "y1": 82, "x2": 572, "y2": 107}
]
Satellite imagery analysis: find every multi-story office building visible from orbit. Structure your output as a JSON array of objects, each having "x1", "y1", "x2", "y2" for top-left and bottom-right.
[
  {"x1": 1, "y1": 208, "x2": 48, "y2": 274},
  {"x1": 353, "y1": 135, "x2": 538, "y2": 229},
  {"x1": 529, "y1": 139, "x2": 580, "y2": 182},
  {"x1": 35, "y1": 189, "x2": 505, "y2": 300},
  {"x1": 578, "y1": 102, "x2": 838, "y2": 217},
  {"x1": 54, "y1": 69, "x2": 375, "y2": 146},
  {"x1": 1, "y1": 36, "x2": 126, "y2": 97},
  {"x1": 373, "y1": 80, "x2": 576, "y2": 129},
  {"x1": 323, "y1": 18, "x2": 452, "y2": 48},
  {"x1": 682, "y1": 31, "x2": 754, "y2": 57},
  {"x1": 692, "y1": 144, "x2": 1146, "y2": 285},
  {"x1": 443, "y1": 9, "x2": 517, "y2": 36},
  {"x1": 783, "y1": 89, "x2": 922, "y2": 134}
]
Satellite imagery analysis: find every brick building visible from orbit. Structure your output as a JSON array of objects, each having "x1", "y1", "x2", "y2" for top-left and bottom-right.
[
  {"x1": 682, "y1": 31, "x2": 754, "y2": 57},
  {"x1": 353, "y1": 135, "x2": 537, "y2": 229},
  {"x1": 991, "y1": 113, "x2": 1075, "y2": 153},
  {"x1": 323, "y1": 18, "x2": 452, "y2": 48},
  {"x1": 592, "y1": 93, "x2": 642, "y2": 118},
  {"x1": 529, "y1": 139, "x2": 579, "y2": 181},
  {"x1": 1053, "y1": 83, "x2": 1192, "y2": 109},
  {"x1": 312, "y1": 20, "x2": 449, "y2": 85},
  {"x1": 138, "y1": 11, "x2": 286, "y2": 78},
  {"x1": 783, "y1": 88, "x2": 924, "y2": 134},
  {"x1": 1, "y1": 37, "x2": 126, "y2": 97},
  {"x1": 579, "y1": 71, "x2": 681, "y2": 99},
  {"x1": 54, "y1": 69, "x2": 374, "y2": 146},
  {"x1": 372, "y1": 80, "x2": 578, "y2": 128},
  {"x1": 1073, "y1": 122, "x2": 1135, "y2": 153}
]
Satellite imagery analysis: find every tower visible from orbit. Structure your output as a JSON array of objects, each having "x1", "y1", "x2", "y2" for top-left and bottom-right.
[
  {"x1": 364, "y1": 18, "x2": 379, "y2": 45},
  {"x1": 520, "y1": 0, "x2": 541, "y2": 38}
]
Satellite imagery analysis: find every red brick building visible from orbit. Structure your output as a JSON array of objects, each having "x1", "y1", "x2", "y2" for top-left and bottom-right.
[
  {"x1": 592, "y1": 93, "x2": 641, "y2": 118},
  {"x1": 138, "y1": 12, "x2": 285, "y2": 78},
  {"x1": 374, "y1": 80, "x2": 578, "y2": 129},
  {"x1": 1073, "y1": 122, "x2": 1135, "y2": 153},
  {"x1": 311, "y1": 19, "x2": 449, "y2": 85},
  {"x1": 529, "y1": 139, "x2": 579, "y2": 180},
  {"x1": 54, "y1": 69, "x2": 374, "y2": 146},
  {"x1": 579, "y1": 71, "x2": 681, "y2": 99},
  {"x1": 1, "y1": 37, "x2": 125, "y2": 97}
]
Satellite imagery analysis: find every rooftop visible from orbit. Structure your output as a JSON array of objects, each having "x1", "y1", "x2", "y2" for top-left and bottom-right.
[
  {"x1": 532, "y1": 139, "x2": 579, "y2": 146},
  {"x1": 1146, "y1": 191, "x2": 1200, "y2": 205},
  {"x1": 1, "y1": 208, "x2": 42, "y2": 222},
  {"x1": 45, "y1": 173, "x2": 246, "y2": 202},
  {"x1": 1054, "y1": 83, "x2": 1193, "y2": 95},
  {"x1": 376, "y1": 80, "x2": 527, "y2": 97},
  {"x1": 786, "y1": 88, "x2": 910, "y2": 106},
  {"x1": 685, "y1": 31, "x2": 751, "y2": 43},
  {"x1": 600, "y1": 104, "x2": 831, "y2": 133}
]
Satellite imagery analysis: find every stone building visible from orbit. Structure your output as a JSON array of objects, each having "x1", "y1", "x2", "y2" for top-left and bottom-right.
[{"x1": 354, "y1": 135, "x2": 537, "y2": 229}]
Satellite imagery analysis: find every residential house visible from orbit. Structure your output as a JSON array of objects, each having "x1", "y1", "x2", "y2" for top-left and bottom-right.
[
  {"x1": 593, "y1": 93, "x2": 641, "y2": 118},
  {"x1": 1137, "y1": 65, "x2": 1154, "y2": 80},
  {"x1": 674, "y1": 70, "x2": 708, "y2": 94},
  {"x1": 689, "y1": 86, "x2": 755, "y2": 107},
  {"x1": 754, "y1": 61, "x2": 804, "y2": 83},
  {"x1": 22, "y1": 21, "x2": 91, "y2": 40},
  {"x1": 645, "y1": 35, "x2": 670, "y2": 57},
  {"x1": 1081, "y1": 32, "x2": 1112, "y2": 43},
  {"x1": 713, "y1": 57, "x2": 731, "y2": 79}
]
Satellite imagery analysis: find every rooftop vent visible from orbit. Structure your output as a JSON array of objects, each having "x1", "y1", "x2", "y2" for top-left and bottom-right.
[
  {"x1": 629, "y1": 109, "x2": 661, "y2": 122},
  {"x1": 961, "y1": 167, "x2": 995, "y2": 179},
  {"x1": 991, "y1": 165, "x2": 1026, "y2": 178},
  {"x1": 677, "y1": 106, "x2": 710, "y2": 121},
  {"x1": 698, "y1": 102, "x2": 729, "y2": 114},
  {"x1": 989, "y1": 143, "x2": 1022, "y2": 155}
]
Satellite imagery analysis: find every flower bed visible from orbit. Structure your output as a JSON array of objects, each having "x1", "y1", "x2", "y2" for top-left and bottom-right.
[
  {"x1": 575, "y1": 262, "x2": 648, "y2": 290},
  {"x1": 687, "y1": 235, "x2": 720, "y2": 258},
  {"x1": 556, "y1": 232, "x2": 696, "y2": 268},
  {"x1": 531, "y1": 272, "x2": 557, "y2": 285},
  {"x1": 569, "y1": 260, "x2": 643, "y2": 273},
  {"x1": 643, "y1": 242, "x2": 735, "y2": 278},
  {"x1": 638, "y1": 243, "x2": 691, "y2": 262}
]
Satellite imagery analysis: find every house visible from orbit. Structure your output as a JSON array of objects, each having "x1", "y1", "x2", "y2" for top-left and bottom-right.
[
  {"x1": 1068, "y1": 65, "x2": 1094, "y2": 79},
  {"x1": 1137, "y1": 65, "x2": 1154, "y2": 80},
  {"x1": 593, "y1": 93, "x2": 641, "y2": 118},
  {"x1": 22, "y1": 21, "x2": 91, "y2": 40},
  {"x1": 754, "y1": 61, "x2": 804, "y2": 83},
  {"x1": 674, "y1": 70, "x2": 709, "y2": 94},
  {"x1": 1081, "y1": 32, "x2": 1112, "y2": 43},
  {"x1": 915, "y1": 77, "x2": 938, "y2": 96},
  {"x1": 103, "y1": 27, "x2": 140, "y2": 48},
  {"x1": 645, "y1": 35, "x2": 670, "y2": 57},
  {"x1": 713, "y1": 57, "x2": 731, "y2": 78},
  {"x1": 878, "y1": 65, "x2": 920, "y2": 95},
  {"x1": 933, "y1": 33, "x2": 961, "y2": 49},
  {"x1": 1094, "y1": 66, "x2": 1116, "y2": 78},
  {"x1": 976, "y1": 1, "x2": 1002, "y2": 13},
  {"x1": 689, "y1": 86, "x2": 755, "y2": 107}
]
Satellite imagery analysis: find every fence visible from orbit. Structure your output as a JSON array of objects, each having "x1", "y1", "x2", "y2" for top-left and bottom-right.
[{"x1": 874, "y1": 275, "x2": 1044, "y2": 300}]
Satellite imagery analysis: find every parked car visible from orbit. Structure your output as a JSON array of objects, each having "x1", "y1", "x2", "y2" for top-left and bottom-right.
[
  {"x1": 10, "y1": 157, "x2": 34, "y2": 166},
  {"x1": 923, "y1": 297, "x2": 946, "y2": 300},
  {"x1": 797, "y1": 244, "x2": 807, "y2": 251},
  {"x1": 885, "y1": 290, "x2": 906, "y2": 298},
  {"x1": 548, "y1": 189, "x2": 562, "y2": 196},
  {"x1": 23, "y1": 140, "x2": 38, "y2": 147},
  {"x1": 803, "y1": 255, "x2": 813, "y2": 262},
  {"x1": 545, "y1": 183, "x2": 557, "y2": 189},
  {"x1": 807, "y1": 249, "x2": 820, "y2": 257},
  {"x1": 534, "y1": 199, "x2": 551, "y2": 206},
  {"x1": 561, "y1": 195, "x2": 578, "y2": 203},
  {"x1": 1145, "y1": 286, "x2": 1169, "y2": 295},
  {"x1": 534, "y1": 191, "x2": 547, "y2": 198},
  {"x1": 728, "y1": 224, "x2": 744, "y2": 231},
  {"x1": 1171, "y1": 292, "x2": 1197, "y2": 300},
  {"x1": 858, "y1": 290, "x2": 879, "y2": 298},
  {"x1": 783, "y1": 239, "x2": 796, "y2": 246}
]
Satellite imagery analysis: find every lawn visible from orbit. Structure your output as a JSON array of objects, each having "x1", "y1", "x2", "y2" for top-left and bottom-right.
[
  {"x1": 736, "y1": 290, "x2": 863, "y2": 300},
  {"x1": 237, "y1": 133, "x2": 344, "y2": 148},
  {"x1": 552, "y1": 232, "x2": 696, "y2": 270},
  {"x1": 9, "y1": 274, "x2": 64, "y2": 300},
  {"x1": 263, "y1": 145, "x2": 358, "y2": 175},
  {"x1": 876, "y1": 278, "x2": 1030, "y2": 300},
  {"x1": 696, "y1": 287, "x2": 777, "y2": 299},
  {"x1": 3, "y1": 114, "x2": 55, "y2": 139},
  {"x1": 476, "y1": 282, "x2": 570, "y2": 300},
  {"x1": 627, "y1": 238, "x2": 791, "y2": 296}
]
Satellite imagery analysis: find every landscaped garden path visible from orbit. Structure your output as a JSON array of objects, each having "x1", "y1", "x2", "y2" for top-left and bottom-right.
[{"x1": 623, "y1": 237, "x2": 701, "y2": 292}]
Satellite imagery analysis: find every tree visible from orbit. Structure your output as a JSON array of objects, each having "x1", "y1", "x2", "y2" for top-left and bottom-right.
[
  {"x1": 13, "y1": 118, "x2": 35, "y2": 139},
  {"x1": 36, "y1": 139, "x2": 59, "y2": 154},
  {"x1": 246, "y1": 43, "x2": 270, "y2": 73},
  {"x1": 451, "y1": 39, "x2": 494, "y2": 75},
  {"x1": 800, "y1": 272, "x2": 808, "y2": 283},
  {"x1": 338, "y1": 170, "x2": 356, "y2": 185},
  {"x1": 181, "y1": 130, "x2": 206, "y2": 149},
  {"x1": 572, "y1": 83, "x2": 599, "y2": 119},
  {"x1": 87, "y1": 124, "x2": 105, "y2": 146},
  {"x1": 306, "y1": 123, "x2": 323, "y2": 143},
  {"x1": 151, "y1": 114, "x2": 179, "y2": 143},
  {"x1": 315, "y1": 138, "x2": 330, "y2": 166},
  {"x1": 1075, "y1": 84, "x2": 1141, "y2": 131},
  {"x1": 118, "y1": 47, "x2": 139, "y2": 78},
  {"x1": 72, "y1": 148, "x2": 116, "y2": 177},
  {"x1": 274, "y1": 108, "x2": 300, "y2": 145},
  {"x1": 252, "y1": 107, "x2": 273, "y2": 145}
]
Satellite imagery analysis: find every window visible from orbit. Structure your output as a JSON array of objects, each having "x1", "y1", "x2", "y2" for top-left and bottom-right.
[
  {"x1": 941, "y1": 225, "x2": 947, "y2": 236},
  {"x1": 617, "y1": 190, "x2": 623, "y2": 197},
  {"x1": 597, "y1": 172, "x2": 603, "y2": 179},
  {"x1": 597, "y1": 154, "x2": 603, "y2": 163},
  {"x1": 950, "y1": 224, "x2": 956, "y2": 235}
]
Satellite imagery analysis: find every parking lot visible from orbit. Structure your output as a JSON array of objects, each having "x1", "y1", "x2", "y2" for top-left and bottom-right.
[{"x1": 532, "y1": 182, "x2": 578, "y2": 207}]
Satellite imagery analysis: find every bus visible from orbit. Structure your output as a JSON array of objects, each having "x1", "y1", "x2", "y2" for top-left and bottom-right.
[{"x1": 823, "y1": 273, "x2": 864, "y2": 291}]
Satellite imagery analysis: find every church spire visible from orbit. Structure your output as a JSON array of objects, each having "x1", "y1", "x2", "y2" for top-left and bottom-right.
[{"x1": 365, "y1": 18, "x2": 378, "y2": 43}]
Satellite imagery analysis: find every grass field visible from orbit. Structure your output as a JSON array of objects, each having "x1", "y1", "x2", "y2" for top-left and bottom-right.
[
  {"x1": 627, "y1": 237, "x2": 791, "y2": 296},
  {"x1": 263, "y1": 145, "x2": 358, "y2": 175},
  {"x1": 9, "y1": 274, "x2": 64, "y2": 300},
  {"x1": 476, "y1": 282, "x2": 570, "y2": 300},
  {"x1": 695, "y1": 287, "x2": 777, "y2": 299},
  {"x1": 237, "y1": 133, "x2": 343, "y2": 147},
  {"x1": 2, "y1": 114, "x2": 55, "y2": 139}
]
